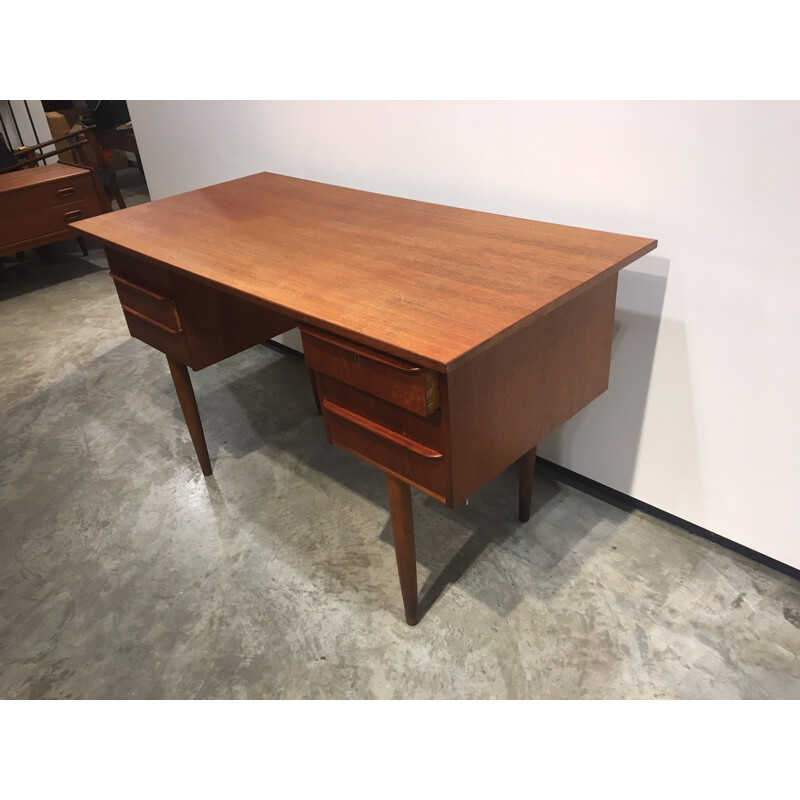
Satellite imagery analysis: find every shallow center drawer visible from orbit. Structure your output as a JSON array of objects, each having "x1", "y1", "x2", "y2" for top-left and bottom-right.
[{"x1": 300, "y1": 326, "x2": 440, "y2": 417}]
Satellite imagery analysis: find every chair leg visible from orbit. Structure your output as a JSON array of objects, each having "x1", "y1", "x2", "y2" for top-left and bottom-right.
[{"x1": 112, "y1": 186, "x2": 126, "y2": 209}]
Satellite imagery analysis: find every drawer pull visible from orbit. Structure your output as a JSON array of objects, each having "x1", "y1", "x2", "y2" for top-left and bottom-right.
[
  {"x1": 121, "y1": 304, "x2": 183, "y2": 335},
  {"x1": 64, "y1": 210, "x2": 83, "y2": 222},
  {"x1": 57, "y1": 187, "x2": 76, "y2": 198},
  {"x1": 112, "y1": 273, "x2": 171, "y2": 303},
  {"x1": 305, "y1": 327, "x2": 423, "y2": 374},
  {"x1": 323, "y1": 399, "x2": 443, "y2": 460}
]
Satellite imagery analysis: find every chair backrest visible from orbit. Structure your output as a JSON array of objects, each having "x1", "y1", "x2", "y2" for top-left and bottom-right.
[{"x1": 0, "y1": 134, "x2": 19, "y2": 170}]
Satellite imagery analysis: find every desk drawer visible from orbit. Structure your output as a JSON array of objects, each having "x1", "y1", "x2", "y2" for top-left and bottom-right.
[
  {"x1": 111, "y1": 273, "x2": 182, "y2": 333},
  {"x1": 3, "y1": 197, "x2": 104, "y2": 245},
  {"x1": 110, "y1": 272, "x2": 190, "y2": 361},
  {"x1": 320, "y1": 376, "x2": 447, "y2": 500},
  {"x1": 301, "y1": 326, "x2": 439, "y2": 417},
  {"x1": 122, "y1": 307, "x2": 192, "y2": 363},
  {"x1": 0, "y1": 172, "x2": 97, "y2": 217}
]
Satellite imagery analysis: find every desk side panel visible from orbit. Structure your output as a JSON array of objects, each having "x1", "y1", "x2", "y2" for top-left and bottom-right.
[{"x1": 446, "y1": 274, "x2": 618, "y2": 506}]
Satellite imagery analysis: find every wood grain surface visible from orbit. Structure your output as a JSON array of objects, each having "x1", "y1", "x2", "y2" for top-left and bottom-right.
[
  {"x1": 0, "y1": 162, "x2": 91, "y2": 192},
  {"x1": 71, "y1": 172, "x2": 657, "y2": 371}
]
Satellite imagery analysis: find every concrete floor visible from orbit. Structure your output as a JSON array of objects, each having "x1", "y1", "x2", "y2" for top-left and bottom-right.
[{"x1": 2, "y1": 170, "x2": 799, "y2": 699}]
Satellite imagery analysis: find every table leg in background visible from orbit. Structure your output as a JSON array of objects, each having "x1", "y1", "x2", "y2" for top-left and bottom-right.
[
  {"x1": 308, "y1": 368, "x2": 322, "y2": 415},
  {"x1": 518, "y1": 445, "x2": 537, "y2": 523}
]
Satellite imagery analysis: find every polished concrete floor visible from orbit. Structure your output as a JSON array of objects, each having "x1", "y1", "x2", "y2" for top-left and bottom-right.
[{"x1": 1, "y1": 171, "x2": 799, "y2": 699}]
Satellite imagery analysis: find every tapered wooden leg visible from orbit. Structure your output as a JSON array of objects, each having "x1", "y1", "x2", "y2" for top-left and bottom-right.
[
  {"x1": 77, "y1": 236, "x2": 88, "y2": 256},
  {"x1": 166, "y1": 356, "x2": 212, "y2": 476},
  {"x1": 16, "y1": 251, "x2": 25, "y2": 262},
  {"x1": 386, "y1": 474, "x2": 419, "y2": 625},
  {"x1": 309, "y1": 368, "x2": 322, "y2": 415},
  {"x1": 518, "y1": 446, "x2": 537, "y2": 523}
]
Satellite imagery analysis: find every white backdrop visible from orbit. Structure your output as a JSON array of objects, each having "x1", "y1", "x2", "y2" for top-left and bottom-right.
[{"x1": 128, "y1": 101, "x2": 800, "y2": 570}]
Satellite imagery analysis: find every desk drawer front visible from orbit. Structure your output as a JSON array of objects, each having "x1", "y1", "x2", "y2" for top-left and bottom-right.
[
  {"x1": 2, "y1": 197, "x2": 104, "y2": 245},
  {"x1": 112, "y1": 273, "x2": 182, "y2": 333},
  {"x1": 320, "y1": 376, "x2": 447, "y2": 500},
  {"x1": 109, "y1": 271, "x2": 190, "y2": 361},
  {"x1": 301, "y1": 326, "x2": 439, "y2": 416},
  {"x1": 0, "y1": 172, "x2": 97, "y2": 217},
  {"x1": 122, "y1": 307, "x2": 192, "y2": 363}
]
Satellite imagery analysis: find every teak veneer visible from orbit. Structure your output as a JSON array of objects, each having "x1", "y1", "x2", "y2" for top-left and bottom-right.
[{"x1": 71, "y1": 171, "x2": 657, "y2": 625}]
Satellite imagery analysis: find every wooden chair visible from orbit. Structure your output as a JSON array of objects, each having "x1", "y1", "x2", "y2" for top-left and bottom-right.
[{"x1": 1, "y1": 126, "x2": 126, "y2": 210}]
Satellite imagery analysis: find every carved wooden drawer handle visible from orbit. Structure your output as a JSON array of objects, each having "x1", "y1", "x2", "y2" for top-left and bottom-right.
[
  {"x1": 57, "y1": 187, "x2": 76, "y2": 197},
  {"x1": 121, "y1": 304, "x2": 183, "y2": 335},
  {"x1": 63, "y1": 210, "x2": 83, "y2": 222},
  {"x1": 305, "y1": 327, "x2": 423, "y2": 374},
  {"x1": 112, "y1": 273, "x2": 171, "y2": 303},
  {"x1": 323, "y1": 399, "x2": 443, "y2": 460}
]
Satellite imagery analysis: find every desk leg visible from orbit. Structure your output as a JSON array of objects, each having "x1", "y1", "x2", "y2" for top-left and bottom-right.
[
  {"x1": 309, "y1": 368, "x2": 322, "y2": 415},
  {"x1": 166, "y1": 356, "x2": 213, "y2": 477},
  {"x1": 386, "y1": 474, "x2": 419, "y2": 626},
  {"x1": 518, "y1": 446, "x2": 537, "y2": 523}
]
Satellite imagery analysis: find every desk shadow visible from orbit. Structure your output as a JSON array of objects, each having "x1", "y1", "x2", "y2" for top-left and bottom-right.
[
  {"x1": 168, "y1": 350, "x2": 320, "y2": 465},
  {"x1": 189, "y1": 350, "x2": 631, "y2": 619},
  {"x1": 391, "y1": 468, "x2": 628, "y2": 619},
  {"x1": 4, "y1": 300, "x2": 638, "y2": 625},
  {"x1": 0, "y1": 246, "x2": 107, "y2": 301},
  {"x1": 540, "y1": 256, "x2": 671, "y2": 493}
]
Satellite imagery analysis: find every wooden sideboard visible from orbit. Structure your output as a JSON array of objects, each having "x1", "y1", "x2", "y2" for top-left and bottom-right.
[
  {"x1": 71, "y1": 172, "x2": 657, "y2": 624},
  {"x1": 0, "y1": 163, "x2": 110, "y2": 260}
]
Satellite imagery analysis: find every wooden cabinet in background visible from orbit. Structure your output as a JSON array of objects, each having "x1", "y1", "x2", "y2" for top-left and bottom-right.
[{"x1": 0, "y1": 163, "x2": 110, "y2": 260}]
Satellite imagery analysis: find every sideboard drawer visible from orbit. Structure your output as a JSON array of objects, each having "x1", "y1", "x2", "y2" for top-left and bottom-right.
[
  {"x1": 301, "y1": 326, "x2": 440, "y2": 416},
  {"x1": 0, "y1": 172, "x2": 97, "y2": 217},
  {"x1": 3, "y1": 197, "x2": 104, "y2": 246}
]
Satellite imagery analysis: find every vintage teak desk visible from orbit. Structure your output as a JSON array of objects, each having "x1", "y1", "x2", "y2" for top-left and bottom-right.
[{"x1": 71, "y1": 172, "x2": 657, "y2": 625}]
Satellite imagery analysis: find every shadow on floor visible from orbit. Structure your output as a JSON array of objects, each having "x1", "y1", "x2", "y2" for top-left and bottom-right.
[
  {"x1": 0, "y1": 245, "x2": 106, "y2": 300},
  {"x1": 196, "y1": 350, "x2": 629, "y2": 619}
]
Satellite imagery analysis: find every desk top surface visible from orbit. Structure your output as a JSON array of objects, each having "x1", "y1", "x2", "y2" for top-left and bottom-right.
[{"x1": 72, "y1": 171, "x2": 657, "y2": 370}]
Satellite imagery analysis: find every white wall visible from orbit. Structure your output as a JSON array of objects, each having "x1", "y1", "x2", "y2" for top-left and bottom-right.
[
  {"x1": 128, "y1": 101, "x2": 800, "y2": 570},
  {"x1": 1, "y1": 100, "x2": 50, "y2": 151}
]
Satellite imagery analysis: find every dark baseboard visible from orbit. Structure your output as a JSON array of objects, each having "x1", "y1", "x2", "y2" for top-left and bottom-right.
[
  {"x1": 536, "y1": 457, "x2": 800, "y2": 583},
  {"x1": 261, "y1": 339, "x2": 800, "y2": 584},
  {"x1": 262, "y1": 339, "x2": 305, "y2": 360}
]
